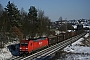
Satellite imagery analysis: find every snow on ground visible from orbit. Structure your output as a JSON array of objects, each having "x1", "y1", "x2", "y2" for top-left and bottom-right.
[
  {"x1": 64, "y1": 33, "x2": 90, "y2": 53},
  {"x1": 71, "y1": 38, "x2": 84, "y2": 46},
  {"x1": 0, "y1": 48, "x2": 12, "y2": 60},
  {"x1": 5, "y1": 40, "x2": 19, "y2": 47},
  {"x1": 64, "y1": 45, "x2": 90, "y2": 54},
  {"x1": 0, "y1": 41, "x2": 20, "y2": 60},
  {"x1": 63, "y1": 33, "x2": 90, "y2": 60},
  {"x1": 84, "y1": 33, "x2": 89, "y2": 38}
]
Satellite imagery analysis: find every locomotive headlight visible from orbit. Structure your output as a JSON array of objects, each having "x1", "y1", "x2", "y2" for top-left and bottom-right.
[
  {"x1": 26, "y1": 48, "x2": 28, "y2": 49},
  {"x1": 20, "y1": 48, "x2": 22, "y2": 49}
]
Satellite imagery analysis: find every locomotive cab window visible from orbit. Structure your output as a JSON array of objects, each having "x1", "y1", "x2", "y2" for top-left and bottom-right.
[{"x1": 20, "y1": 43, "x2": 28, "y2": 46}]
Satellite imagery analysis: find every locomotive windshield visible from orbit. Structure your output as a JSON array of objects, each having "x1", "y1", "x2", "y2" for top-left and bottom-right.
[{"x1": 20, "y1": 43, "x2": 28, "y2": 46}]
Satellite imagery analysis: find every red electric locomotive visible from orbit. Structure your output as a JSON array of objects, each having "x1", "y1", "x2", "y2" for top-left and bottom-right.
[{"x1": 20, "y1": 37, "x2": 48, "y2": 54}]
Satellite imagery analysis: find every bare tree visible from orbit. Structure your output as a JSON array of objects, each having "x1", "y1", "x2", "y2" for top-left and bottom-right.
[
  {"x1": 37, "y1": 9, "x2": 50, "y2": 37},
  {"x1": 10, "y1": 26, "x2": 22, "y2": 41}
]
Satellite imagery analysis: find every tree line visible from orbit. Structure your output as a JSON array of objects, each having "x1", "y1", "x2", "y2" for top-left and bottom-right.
[{"x1": 0, "y1": 1, "x2": 50, "y2": 46}]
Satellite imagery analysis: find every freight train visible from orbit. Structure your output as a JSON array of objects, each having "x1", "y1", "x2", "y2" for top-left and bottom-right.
[{"x1": 19, "y1": 30, "x2": 84, "y2": 54}]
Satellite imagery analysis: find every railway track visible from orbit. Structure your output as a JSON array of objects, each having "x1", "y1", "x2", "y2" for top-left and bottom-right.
[{"x1": 10, "y1": 33, "x2": 86, "y2": 60}]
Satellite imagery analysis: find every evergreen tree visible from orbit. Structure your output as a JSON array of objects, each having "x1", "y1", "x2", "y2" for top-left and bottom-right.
[
  {"x1": 0, "y1": 4, "x2": 4, "y2": 31},
  {"x1": 4, "y1": 1, "x2": 20, "y2": 27},
  {"x1": 28, "y1": 6, "x2": 38, "y2": 38},
  {"x1": 4, "y1": 1, "x2": 22, "y2": 41}
]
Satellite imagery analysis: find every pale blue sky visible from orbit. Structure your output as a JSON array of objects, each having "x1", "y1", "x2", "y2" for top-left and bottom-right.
[{"x1": 0, "y1": 0, "x2": 90, "y2": 21}]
